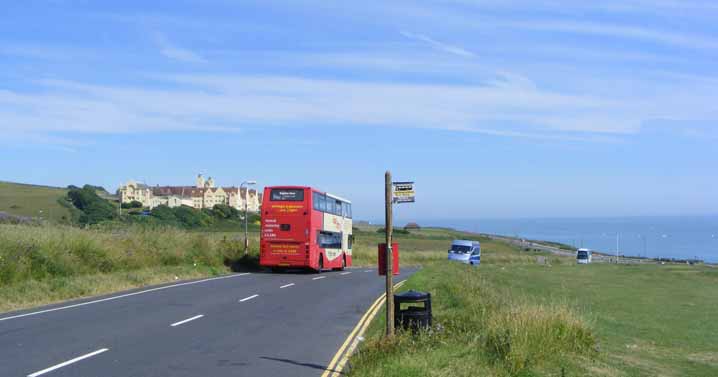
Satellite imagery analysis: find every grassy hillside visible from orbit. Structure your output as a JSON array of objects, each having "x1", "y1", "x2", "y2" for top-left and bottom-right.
[{"x1": 0, "y1": 181, "x2": 70, "y2": 222}]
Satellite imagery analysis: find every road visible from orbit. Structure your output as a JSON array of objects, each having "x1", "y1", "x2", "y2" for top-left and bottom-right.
[
  {"x1": 489, "y1": 235, "x2": 649, "y2": 264},
  {"x1": 0, "y1": 267, "x2": 416, "y2": 377}
]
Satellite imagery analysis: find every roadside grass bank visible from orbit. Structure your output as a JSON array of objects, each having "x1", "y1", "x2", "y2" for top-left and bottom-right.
[
  {"x1": 0, "y1": 223, "x2": 259, "y2": 313},
  {"x1": 349, "y1": 263, "x2": 596, "y2": 377},
  {"x1": 349, "y1": 245, "x2": 718, "y2": 376},
  {"x1": 0, "y1": 265, "x2": 225, "y2": 314}
]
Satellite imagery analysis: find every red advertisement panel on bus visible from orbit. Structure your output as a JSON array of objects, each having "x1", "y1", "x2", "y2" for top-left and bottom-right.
[{"x1": 260, "y1": 186, "x2": 353, "y2": 272}]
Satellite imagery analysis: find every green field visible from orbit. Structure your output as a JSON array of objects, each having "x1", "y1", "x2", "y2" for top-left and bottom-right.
[
  {"x1": 349, "y1": 233, "x2": 718, "y2": 377},
  {"x1": 0, "y1": 181, "x2": 70, "y2": 222}
]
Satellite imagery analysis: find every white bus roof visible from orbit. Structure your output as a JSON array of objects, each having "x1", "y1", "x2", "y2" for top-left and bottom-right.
[{"x1": 326, "y1": 193, "x2": 351, "y2": 204}]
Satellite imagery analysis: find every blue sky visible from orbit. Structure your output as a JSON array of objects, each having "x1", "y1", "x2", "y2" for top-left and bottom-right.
[{"x1": 1, "y1": 0, "x2": 717, "y2": 221}]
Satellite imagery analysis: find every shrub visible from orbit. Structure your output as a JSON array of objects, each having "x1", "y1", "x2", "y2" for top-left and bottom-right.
[
  {"x1": 211, "y1": 204, "x2": 239, "y2": 219},
  {"x1": 121, "y1": 201, "x2": 143, "y2": 209},
  {"x1": 67, "y1": 185, "x2": 116, "y2": 225},
  {"x1": 150, "y1": 205, "x2": 177, "y2": 224}
]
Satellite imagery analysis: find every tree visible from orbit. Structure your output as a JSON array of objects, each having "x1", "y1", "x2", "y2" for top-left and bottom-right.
[
  {"x1": 174, "y1": 206, "x2": 203, "y2": 228},
  {"x1": 150, "y1": 205, "x2": 177, "y2": 223},
  {"x1": 67, "y1": 186, "x2": 116, "y2": 225},
  {"x1": 121, "y1": 200, "x2": 143, "y2": 209},
  {"x1": 211, "y1": 204, "x2": 239, "y2": 219}
]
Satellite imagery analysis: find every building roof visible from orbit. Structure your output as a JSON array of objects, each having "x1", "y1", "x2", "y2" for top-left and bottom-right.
[{"x1": 152, "y1": 186, "x2": 204, "y2": 198}]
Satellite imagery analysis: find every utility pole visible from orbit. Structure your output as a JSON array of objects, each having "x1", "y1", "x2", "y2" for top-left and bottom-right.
[
  {"x1": 385, "y1": 171, "x2": 394, "y2": 337},
  {"x1": 118, "y1": 183, "x2": 122, "y2": 218},
  {"x1": 616, "y1": 233, "x2": 620, "y2": 264},
  {"x1": 241, "y1": 180, "x2": 257, "y2": 256}
]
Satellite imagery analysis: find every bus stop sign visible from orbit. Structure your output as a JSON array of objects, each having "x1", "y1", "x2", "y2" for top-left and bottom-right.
[{"x1": 392, "y1": 181, "x2": 415, "y2": 204}]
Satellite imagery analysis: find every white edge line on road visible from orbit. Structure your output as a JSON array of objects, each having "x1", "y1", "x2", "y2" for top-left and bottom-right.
[
  {"x1": 170, "y1": 314, "x2": 204, "y2": 327},
  {"x1": 332, "y1": 282, "x2": 408, "y2": 377},
  {"x1": 27, "y1": 348, "x2": 109, "y2": 377},
  {"x1": 322, "y1": 279, "x2": 407, "y2": 377},
  {"x1": 0, "y1": 273, "x2": 251, "y2": 322},
  {"x1": 312, "y1": 276, "x2": 326, "y2": 280},
  {"x1": 280, "y1": 283, "x2": 295, "y2": 289},
  {"x1": 239, "y1": 294, "x2": 259, "y2": 302},
  {"x1": 340, "y1": 272, "x2": 351, "y2": 275},
  {"x1": 364, "y1": 270, "x2": 372, "y2": 272}
]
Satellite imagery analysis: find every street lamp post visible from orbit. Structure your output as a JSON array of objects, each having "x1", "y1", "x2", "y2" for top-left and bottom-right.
[{"x1": 241, "y1": 180, "x2": 257, "y2": 256}]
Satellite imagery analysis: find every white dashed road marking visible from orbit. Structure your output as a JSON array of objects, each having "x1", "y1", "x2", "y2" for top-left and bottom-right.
[
  {"x1": 28, "y1": 348, "x2": 109, "y2": 377},
  {"x1": 170, "y1": 314, "x2": 204, "y2": 327},
  {"x1": 239, "y1": 294, "x2": 259, "y2": 302}
]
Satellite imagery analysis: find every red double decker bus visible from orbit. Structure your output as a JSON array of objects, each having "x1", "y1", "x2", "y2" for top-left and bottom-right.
[{"x1": 260, "y1": 186, "x2": 353, "y2": 272}]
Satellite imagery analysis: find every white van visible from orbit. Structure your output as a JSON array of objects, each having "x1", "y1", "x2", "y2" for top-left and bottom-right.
[
  {"x1": 576, "y1": 248, "x2": 592, "y2": 264},
  {"x1": 448, "y1": 240, "x2": 481, "y2": 266}
]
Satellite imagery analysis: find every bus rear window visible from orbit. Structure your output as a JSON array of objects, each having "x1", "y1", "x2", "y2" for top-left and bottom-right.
[{"x1": 270, "y1": 189, "x2": 304, "y2": 201}]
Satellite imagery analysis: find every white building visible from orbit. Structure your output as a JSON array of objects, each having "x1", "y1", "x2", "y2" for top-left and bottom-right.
[{"x1": 118, "y1": 174, "x2": 262, "y2": 211}]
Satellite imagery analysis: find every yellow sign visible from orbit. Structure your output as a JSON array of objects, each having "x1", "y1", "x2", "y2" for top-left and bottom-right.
[{"x1": 392, "y1": 181, "x2": 415, "y2": 203}]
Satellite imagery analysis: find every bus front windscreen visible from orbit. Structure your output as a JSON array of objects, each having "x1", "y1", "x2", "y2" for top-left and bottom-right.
[
  {"x1": 577, "y1": 251, "x2": 589, "y2": 259},
  {"x1": 270, "y1": 188, "x2": 304, "y2": 201}
]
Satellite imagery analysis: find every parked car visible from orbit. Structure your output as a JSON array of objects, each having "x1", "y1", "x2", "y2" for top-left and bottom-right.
[{"x1": 448, "y1": 240, "x2": 481, "y2": 266}]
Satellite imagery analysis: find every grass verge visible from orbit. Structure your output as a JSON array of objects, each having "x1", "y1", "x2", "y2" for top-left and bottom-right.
[
  {"x1": 0, "y1": 265, "x2": 225, "y2": 313},
  {"x1": 0, "y1": 223, "x2": 258, "y2": 313}
]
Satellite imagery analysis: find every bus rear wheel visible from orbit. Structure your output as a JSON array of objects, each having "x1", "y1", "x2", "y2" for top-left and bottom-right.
[
  {"x1": 317, "y1": 254, "x2": 324, "y2": 273},
  {"x1": 333, "y1": 255, "x2": 346, "y2": 271}
]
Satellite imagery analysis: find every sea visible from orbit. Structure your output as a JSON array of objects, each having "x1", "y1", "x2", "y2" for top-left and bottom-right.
[{"x1": 422, "y1": 215, "x2": 718, "y2": 263}]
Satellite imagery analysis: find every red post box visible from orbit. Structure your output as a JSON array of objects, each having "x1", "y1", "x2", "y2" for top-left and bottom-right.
[{"x1": 378, "y1": 243, "x2": 399, "y2": 276}]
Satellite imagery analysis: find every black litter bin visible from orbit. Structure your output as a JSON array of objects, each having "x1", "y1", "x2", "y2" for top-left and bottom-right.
[{"x1": 394, "y1": 290, "x2": 432, "y2": 331}]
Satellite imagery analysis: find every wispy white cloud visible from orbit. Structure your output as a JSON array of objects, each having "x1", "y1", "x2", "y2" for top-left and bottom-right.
[
  {"x1": 0, "y1": 44, "x2": 95, "y2": 60},
  {"x1": 3, "y1": 71, "x2": 713, "y2": 146},
  {"x1": 399, "y1": 31, "x2": 475, "y2": 58},
  {"x1": 153, "y1": 33, "x2": 206, "y2": 63},
  {"x1": 502, "y1": 20, "x2": 718, "y2": 51}
]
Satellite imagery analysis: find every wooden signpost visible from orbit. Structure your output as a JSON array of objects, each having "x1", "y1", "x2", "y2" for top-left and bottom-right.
[
  {"x1": 384, "y1": 172, "x2": 394, "y2": 337},
  {"x1": 384, "y1": 172, "x2": 415, "y2": 337}
]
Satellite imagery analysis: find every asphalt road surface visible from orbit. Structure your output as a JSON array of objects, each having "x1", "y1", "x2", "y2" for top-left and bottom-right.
[{"x1": 0, "y1": 267, "x2": 416, "y2": 377}]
